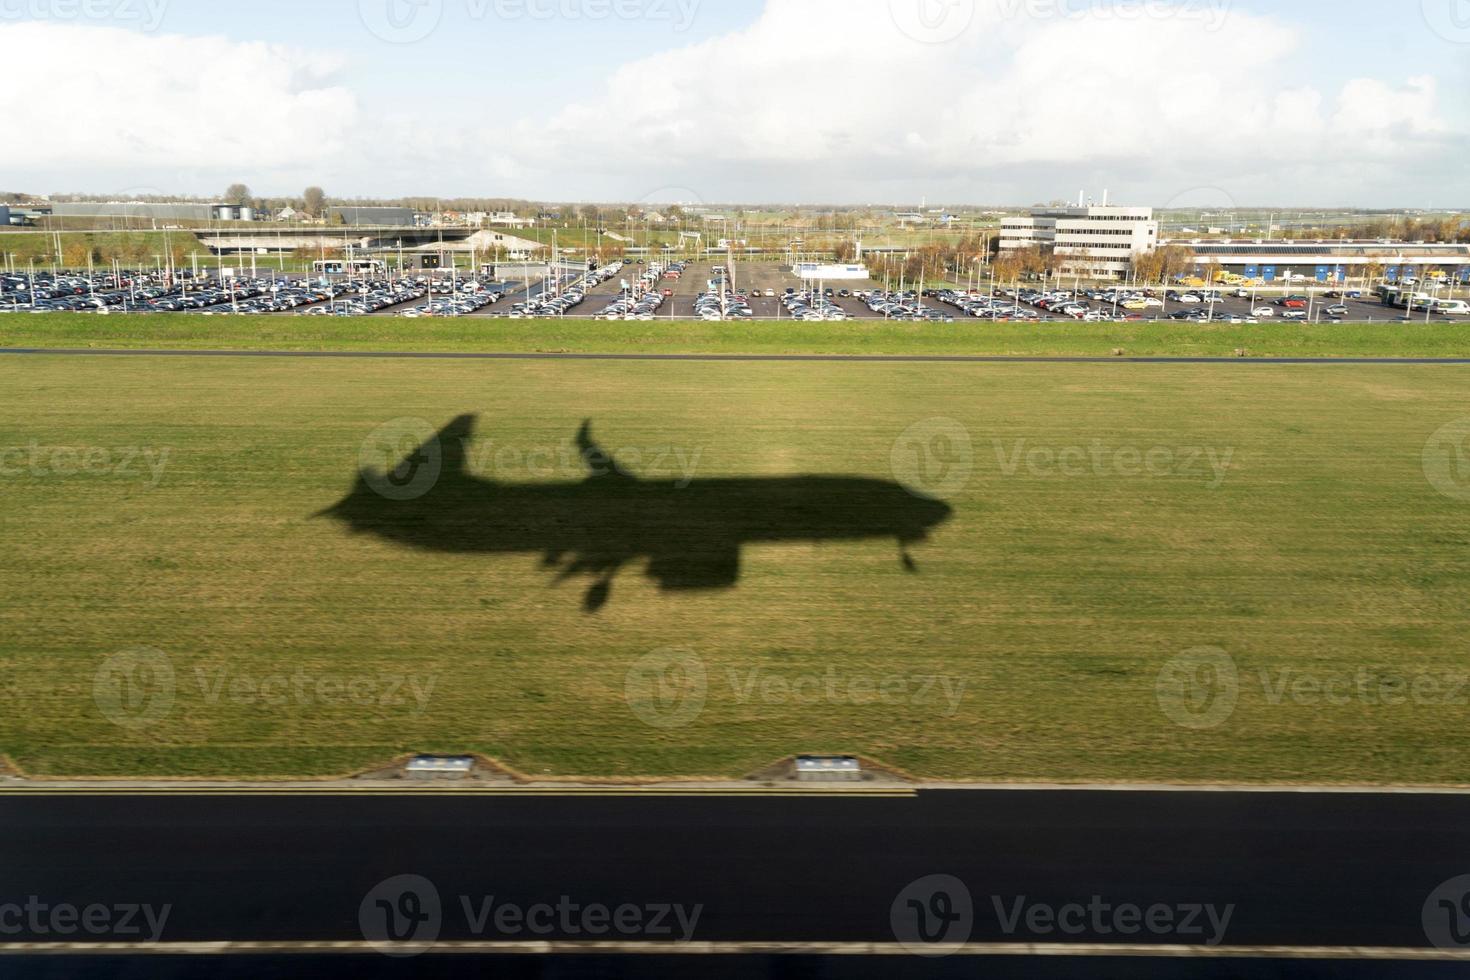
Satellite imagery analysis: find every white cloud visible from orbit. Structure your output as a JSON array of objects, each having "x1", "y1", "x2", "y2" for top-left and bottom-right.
[
  {"x1": 0, "y1": 21, "x2": 357, "y2": 185},
  {"x1": 506, "y1": 0, "x2": 1463, "y2": 203},
  {"x1": 1, "y1": 2, "x2": 1465, "y2": 205}
]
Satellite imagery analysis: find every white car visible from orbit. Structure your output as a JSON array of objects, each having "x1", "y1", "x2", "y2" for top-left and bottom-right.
[{"x1": 1252, "y1": 307, "x2": 1275, "y2": 318}]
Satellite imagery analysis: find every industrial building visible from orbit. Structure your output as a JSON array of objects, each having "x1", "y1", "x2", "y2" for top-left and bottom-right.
[
  {"x1": 999, "y1": 196, "x2": 1160, "y2": 279},
  {"x1": 1175, "y1": 239, "x2": 1470, "y2": 284},
  {"x1": 328, "y1": 206, "x2": 420, "y2": 226},
  {"x1": 47, "y1": 202, "x2": 259, "y2": 222}
]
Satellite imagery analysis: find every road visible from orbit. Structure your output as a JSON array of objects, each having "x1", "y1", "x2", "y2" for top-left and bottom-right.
[{"x1": 3, "y1": 787, "x2": 1470, "y2": 977}]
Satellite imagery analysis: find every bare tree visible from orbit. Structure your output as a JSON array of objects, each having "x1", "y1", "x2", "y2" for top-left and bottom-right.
[{"x1": 303, "y1": 187, "x2": 326, "y2": 217}]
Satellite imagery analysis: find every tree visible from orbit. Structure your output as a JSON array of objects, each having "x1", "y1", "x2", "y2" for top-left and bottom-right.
[
  {"x1": 62, "y1": 238, "x2": 97, "y2": 268},
  {"x1": 303, "y1": 187, "x2": 326, "y2": 217},
  {"x1": 1360, "y1": 261, "x2": 1385, "y2": 292},
  {"x1": 224, "y1": 184, "x2": 252, "y2": 206},
  {"x1": 991, "y1": 251, "x2": 1023, "y2": 285}
]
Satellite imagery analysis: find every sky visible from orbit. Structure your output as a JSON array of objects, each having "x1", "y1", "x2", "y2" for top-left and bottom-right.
[{"x1": 2, "y1": 0, "x2": 1468, "y2": 207}]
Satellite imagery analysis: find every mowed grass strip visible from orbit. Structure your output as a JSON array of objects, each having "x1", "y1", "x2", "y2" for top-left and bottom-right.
[
  {"x1": 1, "y1": 356, "x2": 1469, "y2": 782},
  {"x1": 3, "y1": 311, "x2": 1470, "y2": 358}
]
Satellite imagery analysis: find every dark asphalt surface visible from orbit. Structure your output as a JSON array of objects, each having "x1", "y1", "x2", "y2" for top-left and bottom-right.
[
  {"x1": 2, "y1": 789, "x2": 1469, "y2": 948},
  {"x1": 5, "y1": 789, "x2": 1470, "y2": 977}
]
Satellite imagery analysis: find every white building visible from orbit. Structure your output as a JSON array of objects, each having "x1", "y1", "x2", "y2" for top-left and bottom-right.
[
  {"x1": 1000, "y1": 200, "x2": 1160, "y2": 279},
  {"x1": 488, "y1": 211, "x2": 536, "y2": 229},
  {"x1": 793, "y1": 262, "x2": 868, "y2": 281}
]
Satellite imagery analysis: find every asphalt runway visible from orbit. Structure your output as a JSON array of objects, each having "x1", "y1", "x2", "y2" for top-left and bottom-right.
[{"x1": 3, "y1": 788, "x2": 1470, "y2": 958}]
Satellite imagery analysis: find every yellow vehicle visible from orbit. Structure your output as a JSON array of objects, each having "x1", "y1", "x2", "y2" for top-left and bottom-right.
[
  {"x1": 1178, "y1": 275, "x2": 1208, "y2": 288},
  {"x1": 1216, "y1": 272, "x2": 1247, "y2": 286},
  {"x1": 1121, "y1": 299, "x2": 1148, "y2": 311}
]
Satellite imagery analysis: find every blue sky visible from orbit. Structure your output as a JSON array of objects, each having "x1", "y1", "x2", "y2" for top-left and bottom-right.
[
  {"x1": 149, "y1": 0, "x2": 760, "y2": 106},
  {"x1": 2, "y1": 0, "x2": 1467, "y2": 205}
]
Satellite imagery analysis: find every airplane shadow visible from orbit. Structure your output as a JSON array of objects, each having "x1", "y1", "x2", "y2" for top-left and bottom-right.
[{"x1": 318, "y1": 415, "x2": 954, "y2": 612}]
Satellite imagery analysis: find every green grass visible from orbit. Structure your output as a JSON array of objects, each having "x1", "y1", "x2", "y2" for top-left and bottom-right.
[
  {"x1": 2, "y1": 355, "x2": 1470, "y2": 783},
  {"x1": 2, "y1": 311, "x2": 1469, "y2": 358},
  {"x1": 0, "y1": 231, "x2": 198, "y2": 267}
]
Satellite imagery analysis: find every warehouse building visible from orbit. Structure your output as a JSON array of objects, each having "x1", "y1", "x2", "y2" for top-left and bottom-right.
[
  {"x1": 328, "y1": 206, "x2": 419, "y2": 226},
  {"x1": 47, "y1": 202, "x2": 258, "y2": 222},
  {"x1": 1175, "y1": 240, "x2": 1470, "y2": 284}
]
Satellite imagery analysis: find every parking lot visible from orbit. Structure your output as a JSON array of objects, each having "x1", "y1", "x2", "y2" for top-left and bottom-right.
[
  {"x1": 3, "y1": 262, "x2": 1464, "y2": 323},
  {"x1": 540, "y1": 258, "x2": 891, "y2": 321},
  {"x1": 929, "y1": 283, "x2": 1466, "y2": 325}
]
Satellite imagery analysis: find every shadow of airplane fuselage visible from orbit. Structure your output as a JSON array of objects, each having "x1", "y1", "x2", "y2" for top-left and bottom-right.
[{"x1": 319, "y1": 416, "x2": 954, "y2": 611}]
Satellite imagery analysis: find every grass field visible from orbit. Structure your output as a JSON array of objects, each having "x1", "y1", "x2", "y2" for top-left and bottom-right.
[
  {"x1": 3, "y1": 354, "x2": 1470, "y2": 783},
  {"x1": 3, "y1": 311, "x2": 1470, "y2": 358}
]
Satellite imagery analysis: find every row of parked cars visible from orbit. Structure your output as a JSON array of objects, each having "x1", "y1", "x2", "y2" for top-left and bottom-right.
[
  {"x1": 863, "y1": 290, "x2": 955, "y2": 322},
  {"x1": 782, "y1": 290, "x2": 848, "y2": 321},
  {"x1": 595, "y1": 290, "x2": 666, "y2": 320},
  {"x1": 591, "y1": 260, "x2": 683, "y2": 319},
  {"x1": 695, "y1": 290, "x2": 754, "y2": 321},
  {"x1": 0, "y1": 268, "x2": 516, "y2": 318},
  {"x1": 503, "y1": 284, "x2": 587, "y2": 318},
  {"x1": 400, "y1": 290, "x2": 500, "y2": 318},
  {"x1": 925, "y1": 285, "x2": 1366, "y2": 324},
  {"x1": 565, "y1": 260, "x2": 627, "y2": 294},
  {"x1": 2, "y1": 271, "x2": 189, "y2": 313}
]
